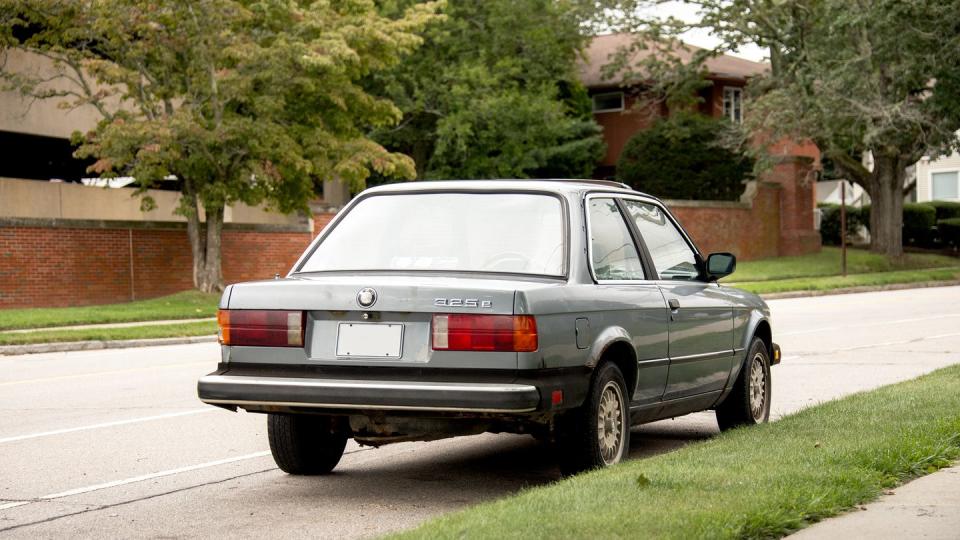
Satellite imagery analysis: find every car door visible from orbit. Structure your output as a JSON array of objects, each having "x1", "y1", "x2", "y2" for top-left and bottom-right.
[
  {"x1": 584, "y1": 196, "x2": 670, "y2": 405},
  {"x1": 620, "y1": 199, "x2": 735, "y2": 400}
]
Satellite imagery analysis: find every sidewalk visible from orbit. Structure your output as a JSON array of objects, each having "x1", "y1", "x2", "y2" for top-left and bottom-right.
[{"x1": 791, "y1": 465, "x2": 960, "y2": 539}]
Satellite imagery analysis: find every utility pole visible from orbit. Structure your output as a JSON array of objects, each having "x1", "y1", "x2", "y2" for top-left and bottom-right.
[{"x1": 841, "y1": 181, "x2": 847, "y2": 277}]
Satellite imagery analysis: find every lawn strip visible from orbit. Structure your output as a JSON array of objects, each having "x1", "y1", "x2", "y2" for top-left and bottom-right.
[
  {"x1": 0, "y1": 291, "x2": 220, "y2": 331},
  {"x1": 0, "y1": 321, "x2": 217, "y2": 346},
  {"x1": 735, "y1": 267, "x2": 960, "y2": 295},
  {"x1": 732, "y1": 247, "x2": 958, "y2": 282},
  {"x1": 396, "y1": 365, "x2": 960, "y2": 540}
]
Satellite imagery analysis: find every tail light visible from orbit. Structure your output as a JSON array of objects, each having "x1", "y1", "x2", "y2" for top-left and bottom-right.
[
  {"x1": 218, "y1": 309, "x2": 305, "y2": 347},
  {"x1": 431, "y1": 314, "x2": 537, "y2": 352}
]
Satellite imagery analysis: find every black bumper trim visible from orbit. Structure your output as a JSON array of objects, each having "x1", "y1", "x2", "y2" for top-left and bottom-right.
[{"x1": 198, "y1": 375, "x2": 541, "y2": 413}]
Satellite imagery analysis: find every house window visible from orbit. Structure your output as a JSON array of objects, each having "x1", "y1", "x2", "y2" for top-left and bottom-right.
[
  {"x1": 932, "y1": 171, "x2": 959, "y2": 200},
  {"x1": 592, "y1": 92, "x2": 624, "y2": 113},
  {"x1": 723, "y1": 87, "x2": 743, "y2": 123}
]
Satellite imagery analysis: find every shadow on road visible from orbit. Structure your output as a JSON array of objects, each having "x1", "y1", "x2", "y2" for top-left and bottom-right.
[{"x1": 277, "y1": 412, "x2": 720, "y2": 512}]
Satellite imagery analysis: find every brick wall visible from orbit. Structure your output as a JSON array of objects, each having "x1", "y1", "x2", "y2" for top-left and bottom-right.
[
  {"x1": 0, "y1": 222, "x2": 315, "y2": 308},
  {"x1": 669, "y1": 182, "x2": 782, "y2": 261}
]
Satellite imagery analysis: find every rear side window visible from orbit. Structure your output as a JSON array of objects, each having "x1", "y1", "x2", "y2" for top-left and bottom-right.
[
  {"x1": 622, "y1": 200, "x2": 700, "y2": 280},
  {"x1": 587, "y1": 198, "x2": 646, "y2": 281},
  {"x1": 299, "y1": 192, "x2": 565, "y2": 276}
]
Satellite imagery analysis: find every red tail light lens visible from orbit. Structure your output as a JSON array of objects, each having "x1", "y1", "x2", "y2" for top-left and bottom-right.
[
  {"x1": 431, "y1": 314, "x2": 538, "y2": 352},
  {"x1": 218, "y1": 309, "x2": 304, "y2": 347}
]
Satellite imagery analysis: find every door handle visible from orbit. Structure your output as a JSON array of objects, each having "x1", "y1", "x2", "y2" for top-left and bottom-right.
[{"x1": 668, "y1": 299, "x2": 680, "y2": 310}]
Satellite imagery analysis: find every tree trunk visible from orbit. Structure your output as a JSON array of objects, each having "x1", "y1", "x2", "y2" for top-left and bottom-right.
[
  {"x1": 181, "y1": 178, "x2": 225, "y2": 293},
  {"x1": 182, "y1": 181, "x2": 207, "y2": 289},
  {"x1": 868, "y1": 155, "x2": 904, "y2": 258},
  {"x1": 197, "y1": 205, "x2": 224, "y2": 293}
]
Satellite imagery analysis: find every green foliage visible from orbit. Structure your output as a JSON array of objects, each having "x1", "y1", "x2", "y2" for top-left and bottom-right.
[
  {"x1": 939, "y1": 218, "x2": 960, "y2": 249},
  {"x1": 369, "y1": 0, "x2": 605, "y2": 181},
  {"x1": 929, "y1": 201, "x2": 960, "y2": 221},
  {"x1": 616, "y1": 112, "x2": 752, "y2": 200},
  {"x1": 817, "y1": 204, "x2": 868, "y2": 246},
  {"x1": 609, "y1": 0, "x2": 960, "y2": 256},
  {"x1": 1, "y1": 0, "x2": 441, "y2": 290},
  {"x1": 902, "y1": 203, "x2": 938, "y2": 247}
]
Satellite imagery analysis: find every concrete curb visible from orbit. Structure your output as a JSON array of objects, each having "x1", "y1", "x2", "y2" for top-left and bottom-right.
[
  {"x1": 759, "y1": 280, "x2": 960, "y2": 300},
  {"x1": 0, "y1": 335, "x2": 217, "y2": 356}
]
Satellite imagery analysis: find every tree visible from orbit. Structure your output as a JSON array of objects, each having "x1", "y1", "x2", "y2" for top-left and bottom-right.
[
  {"x1": 617, "y1": 112, "x2": 752, "y2": 200},
  {"x1": 0, "y1": 0, "x2": 441, "y2": 291},
  {"x1": 368, "y1": 0, "x2": 605, "y2": 180},
  {"x1": 612, "y1": 0, "x2": 960, "y2": 257}
]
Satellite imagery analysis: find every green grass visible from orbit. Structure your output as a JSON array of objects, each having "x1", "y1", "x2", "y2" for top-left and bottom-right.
[
  {"x1": 396, "y1": 365, "x2": 960, "y2": 540},
  {"x1": 0, "y1": 291, "x2": 220, "y2": 331},
  {"x1": 0, "y1": 321, "x2": 217, "y2": 346},
  {"x1": 732, "y1": 247, "x2": 958, "y2": 282},
  {"x1": 737, "y1": 267, "x2": 960, "y2": 295}
]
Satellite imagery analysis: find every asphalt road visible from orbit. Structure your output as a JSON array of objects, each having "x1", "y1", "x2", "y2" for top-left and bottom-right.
[{"x1": 2, "y1": 286, "x2": 959, "y2": 538}]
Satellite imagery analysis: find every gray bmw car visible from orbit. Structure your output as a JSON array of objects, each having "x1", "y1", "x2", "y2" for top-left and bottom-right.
[{"x1": 198, "y1": 180, "x2": 780, "y2": 475}]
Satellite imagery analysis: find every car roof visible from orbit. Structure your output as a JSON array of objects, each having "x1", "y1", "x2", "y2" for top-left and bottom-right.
[{"x1": 362, "y1": 179, "x2": 653, "y2": 198}]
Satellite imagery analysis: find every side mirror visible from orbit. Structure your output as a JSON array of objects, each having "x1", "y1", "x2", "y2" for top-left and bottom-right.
[{"x1": 706, "y1": 252, "x2": 736, "y2": 281}]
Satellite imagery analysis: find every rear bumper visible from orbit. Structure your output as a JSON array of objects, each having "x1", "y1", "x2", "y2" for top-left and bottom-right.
[{"x1": 197, "y1": 374, "x2": 542, "y2": 414}]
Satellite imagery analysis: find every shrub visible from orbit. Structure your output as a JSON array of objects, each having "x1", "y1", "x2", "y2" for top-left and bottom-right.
[
  {"x1": 902, "y1": 203, "x2": 938, "y2": 247},
  {"x1": 818, "y1": 203, "x2": 867, "y2": 245},
  {"x1": 616, "y1": 112, "x2": 753, "y2": 201},
  {"x1": 929, "y1": 201, "x2": 960, "y2": 221},
  {"x1": 939, "y1": 218, "x2": 960, "y2": 249}
]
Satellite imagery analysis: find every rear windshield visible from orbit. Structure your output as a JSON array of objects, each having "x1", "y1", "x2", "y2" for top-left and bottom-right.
[{"x1": 298, "y1": 192, "x2": 565, "y2": 276}]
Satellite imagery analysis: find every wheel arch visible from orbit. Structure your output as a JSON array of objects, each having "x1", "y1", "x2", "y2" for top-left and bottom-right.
[
  {"x1": 586, "y1": 326, "x2": 638, "y2": 398},
  {"x1": 716, "y1": 314, "x2": 773, "y2": 408},
  {"x1": 752, "y1": 319, "x2": 772, "y2": 358}
]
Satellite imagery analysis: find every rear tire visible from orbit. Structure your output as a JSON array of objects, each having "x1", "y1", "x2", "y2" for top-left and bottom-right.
[
  {"x1": 267, "y1": 414, "x2": 348, "y2": 475},
  {"x1": 716, "y1": 337, "x2": 771, "y2": 431},
  {"x1": 556, "y1": 362, "x2": 630, "y2": 475}
]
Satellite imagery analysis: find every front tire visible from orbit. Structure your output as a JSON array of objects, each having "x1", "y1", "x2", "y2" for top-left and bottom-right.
[
  {"x1": 716, "y1": 337, "x2": 771, "y2": 431},
  {"x1": 556, "y1": 362, "x2": 631, "y2": 475},
  {"x1": 267, "y1": 414, "x2": 348, "y2": 475}
]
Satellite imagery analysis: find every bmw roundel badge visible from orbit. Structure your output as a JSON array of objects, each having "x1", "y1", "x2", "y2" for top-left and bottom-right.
[{"x1": 356, "y1": 288, "x2": 377, "y2": 308}]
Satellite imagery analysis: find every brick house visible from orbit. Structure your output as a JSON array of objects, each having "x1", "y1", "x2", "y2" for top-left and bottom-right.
[
  {"x1": 577, "y1": 34, "x2": 821, "y2": 259},
  {"x1": 578, "y1": 33, "x2": 771, "y2": 178}
]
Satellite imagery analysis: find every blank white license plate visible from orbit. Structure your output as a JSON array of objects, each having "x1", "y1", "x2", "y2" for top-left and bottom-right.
[{"x1": 336, "y1": 323, "x2": 404, "y2": 358}]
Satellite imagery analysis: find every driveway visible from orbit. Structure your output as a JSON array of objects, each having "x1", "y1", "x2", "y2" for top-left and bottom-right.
[{"x1": 2, "y1": 286, "x2": 959, "y2": 538}]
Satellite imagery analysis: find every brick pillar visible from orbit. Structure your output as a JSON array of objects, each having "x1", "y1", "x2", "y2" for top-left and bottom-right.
[{"x1": 764, "y1": 156, "x2": 822, "y2": 256}]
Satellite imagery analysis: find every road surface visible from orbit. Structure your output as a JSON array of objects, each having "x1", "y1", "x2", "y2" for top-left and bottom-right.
[{"x1": 2, "y1": 286, "x2": 959, "y2": 538}]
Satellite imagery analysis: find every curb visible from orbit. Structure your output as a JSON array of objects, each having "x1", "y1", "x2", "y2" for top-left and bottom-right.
[
  {"x1": 0, "y1": 335, "x2": 217, "y2": 356},
  {"x1": 759, "y1": 279, "x2": 960, "y2": 300}
]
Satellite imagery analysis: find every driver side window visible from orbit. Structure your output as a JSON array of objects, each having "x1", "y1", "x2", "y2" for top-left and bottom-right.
[{"x1": 623, "y1": 200, "x2": 700, "y2": 281}]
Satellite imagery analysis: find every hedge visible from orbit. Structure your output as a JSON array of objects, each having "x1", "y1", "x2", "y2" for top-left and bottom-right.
[
  {"x1": 929, "y1": 201, "x2": 960, "y2": 221},
  {"x1": 616, "y1": 112, "x2": 753, "y2": 201},
  {"x1": 939, "y1": 218, "x2": 960, "y2": 248},
  {"x1": 818, "y1": 203, "x2": 867, "y2": 246}
]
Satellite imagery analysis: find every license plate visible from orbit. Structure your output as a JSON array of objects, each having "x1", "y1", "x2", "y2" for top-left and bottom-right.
[{"x1": 336, "y1": 323, "x2": 404, "y2": 358}]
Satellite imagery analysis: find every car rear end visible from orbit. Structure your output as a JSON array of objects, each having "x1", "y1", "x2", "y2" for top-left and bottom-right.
[{"x1": 197, "y1": 186, "x2": 575, "y2": 447}]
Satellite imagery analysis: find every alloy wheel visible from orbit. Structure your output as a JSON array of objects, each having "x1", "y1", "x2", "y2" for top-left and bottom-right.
[
  {"x1": 749, "y1": 353, "x2": 766, "y2": 421},
  {"x1": 597, "y1": 381, "x2": 625, "y2": 464}
]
